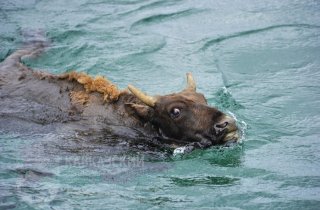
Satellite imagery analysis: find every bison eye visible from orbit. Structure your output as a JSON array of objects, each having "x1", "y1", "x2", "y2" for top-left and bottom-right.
[{"x1": 170, "y1": 108, "x2": 181, "y2": 119}]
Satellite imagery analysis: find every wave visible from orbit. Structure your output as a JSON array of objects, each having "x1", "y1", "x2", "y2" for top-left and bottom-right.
[
  {"x1": 130, "y1": 8, "x2": 202, "y2": 30},
  {"x1": 84, "y1": 0, "x2": 147, "y2": 6},
  {"x1": 120, "y1": 0, "x2": 183, "y2": 16},
  {"x1": 170, "y1": 176, "x2": 239, "y2": 187},
  {"x1": 130, "y1": 37, "x2": 167, "y2": 57},
  {"x1": 200, "y1": 24, "x2": 320, "y2": 51},
  {"x1": 49, "y1": 29, "x2": 87, "y2": 43}
]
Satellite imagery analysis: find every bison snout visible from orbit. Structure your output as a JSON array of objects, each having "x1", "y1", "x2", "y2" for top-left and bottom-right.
[
  {"x1": 214, "y1": 115, "x2": 237, "y2": 134},
  {"x1": 213, "y1": 115, "x2": 239, "y2": 142}
]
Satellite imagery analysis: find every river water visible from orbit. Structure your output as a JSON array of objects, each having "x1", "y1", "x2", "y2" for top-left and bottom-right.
[{"x1": 1, "y1": 0, "x2": 320, "y2": 209}]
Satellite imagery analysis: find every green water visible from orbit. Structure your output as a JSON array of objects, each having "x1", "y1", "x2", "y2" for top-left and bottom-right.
[{"x1": 1, "y1": 0, "x2": 320, "y2": 209}]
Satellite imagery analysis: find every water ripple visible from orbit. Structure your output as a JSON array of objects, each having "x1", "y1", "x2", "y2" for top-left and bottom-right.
[
  {"x1": 127, "y1": 37, "x2": 167, "y2": 57},
  {"x1": 200, "y1": 24, "x2": 320, "y2": 51},
  {"x1": 130, "y1": 8, "x2": 203, "y2": 30},
  {"x1": 49, "y1": 29, "x2": 87, "y2": 43},
  {"x1": 212, "y1": 87, "x2": 245, "y2": 110},
  {"x1": 119, "y1": 0, "x2": 184, "y2": 16},
  {"x1": 170, "y1": 176, "x2": 240, "y2": 187},
  {"x1": 11, "y1": 168, "x2": 54, "y2": 178}
]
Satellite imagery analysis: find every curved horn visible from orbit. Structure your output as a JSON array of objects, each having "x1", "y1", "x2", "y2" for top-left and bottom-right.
[
  {"x1": 186, "y1": 72, "x2": 196, "y2": 91},
  {"x1": 128, "y1": 84, "x2": 156, "y2": 107}
]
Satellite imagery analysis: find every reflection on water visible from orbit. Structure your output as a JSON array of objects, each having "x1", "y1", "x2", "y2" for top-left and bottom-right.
[{"x1": 1, "y1": 0, "x2": 320, "y2": 209}]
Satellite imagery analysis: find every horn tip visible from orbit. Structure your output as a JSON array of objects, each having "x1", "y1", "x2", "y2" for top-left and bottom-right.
[
  {"x1": 128, "y1": 84, "x2": 135, "y2": 91},
  {"x1": 185, "y1": 72, "x2": 196, "y2": 91}
]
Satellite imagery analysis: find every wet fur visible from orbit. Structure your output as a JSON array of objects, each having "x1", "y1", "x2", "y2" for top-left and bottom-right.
[{"x1": 0, "y1": 36, "x2": 237, "y2": 152}]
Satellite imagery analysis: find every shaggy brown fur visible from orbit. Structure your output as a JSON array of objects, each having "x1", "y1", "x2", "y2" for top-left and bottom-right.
[
  {"x1": 32, "y1": 71, "x2": 124, "y2": 104},
  {"x1": 59, "y1": 71, "x2": 123, "y2": 102},
  {"x1": 69, "y1": 90, "x2": 90, "y2": 106}
]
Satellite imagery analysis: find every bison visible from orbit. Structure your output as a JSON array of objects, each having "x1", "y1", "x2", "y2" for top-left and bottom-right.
[{"x1": 0, "y1": 39, "x2": 238, "y2": 154}]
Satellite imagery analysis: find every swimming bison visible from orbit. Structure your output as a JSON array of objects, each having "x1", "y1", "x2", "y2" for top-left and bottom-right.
[{"x1": 0, "y1": 40, "x2": 238, "y2": 153}]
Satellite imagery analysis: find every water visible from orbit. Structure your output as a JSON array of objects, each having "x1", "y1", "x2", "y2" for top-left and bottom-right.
[{"x1": 1, "y1": 0, "x2": 320, "y2": 209}]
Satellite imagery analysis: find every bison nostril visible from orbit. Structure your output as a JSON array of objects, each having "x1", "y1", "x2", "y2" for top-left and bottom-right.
[{"x1": 215, "y1": 122, "x2": 228, "y2": 129}]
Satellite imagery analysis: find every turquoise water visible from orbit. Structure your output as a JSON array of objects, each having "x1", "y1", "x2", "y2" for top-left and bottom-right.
[{"x1": 1, "y1": 0, "x2": 320, "y2": 209}]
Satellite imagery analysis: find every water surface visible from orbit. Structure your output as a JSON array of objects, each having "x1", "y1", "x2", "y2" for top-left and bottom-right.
[{"x1": 1, "y1": 0, "x2": 320, "y2": 209}]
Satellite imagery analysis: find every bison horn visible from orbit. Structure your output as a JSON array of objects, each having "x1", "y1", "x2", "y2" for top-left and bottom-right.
[
  {"x1": 128, "y1": 84, "x2": 156, "y2": 107},
  {"x1": 185, "y1": 72, "x2": 196, "y2": 91}
]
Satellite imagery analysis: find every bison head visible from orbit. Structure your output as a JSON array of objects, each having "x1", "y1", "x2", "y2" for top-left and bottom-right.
[{"x1": 126, "y1": 73, "x2": 238, "y2": 148}]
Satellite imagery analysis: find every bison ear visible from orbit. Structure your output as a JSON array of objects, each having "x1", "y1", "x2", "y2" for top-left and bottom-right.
[{"x1": 125, "y1": 103, "x2": 153, "y2": 121}]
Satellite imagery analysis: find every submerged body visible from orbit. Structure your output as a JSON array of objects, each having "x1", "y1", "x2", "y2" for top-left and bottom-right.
[{"x1": 0, "y1": 41, "x2": 238, "y2": 153}]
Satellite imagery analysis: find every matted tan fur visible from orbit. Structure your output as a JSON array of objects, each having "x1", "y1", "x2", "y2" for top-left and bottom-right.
[
  {"x1": 69, "y1": 91, "x2": 90, "y2": 105},
  {"x1": 59, "y1": 71, "x2": 123, "y2": 103}
]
